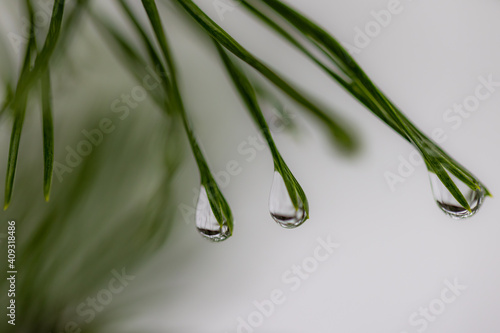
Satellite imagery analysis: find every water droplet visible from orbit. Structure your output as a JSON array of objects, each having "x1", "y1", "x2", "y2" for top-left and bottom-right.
[
  {"x1": 196, "y1": 186, "x2": 230, "y2": 242},
  {"x1": 429, "y1": 172, "x2": 485, "y2": 219},
  {"x1": 269, "y1": 171, "x2": 306, "y2": 228}
]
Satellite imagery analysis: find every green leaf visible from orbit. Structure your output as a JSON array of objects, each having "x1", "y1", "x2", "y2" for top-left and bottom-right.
[
  {"x1": 4, "y1": 96, "x2": 27, "y2": 210},
  {"x1": 251, "y1": 0, "x2": 491, "y2": 208},
  {"x1": 141, "y1": 0, "x2": 234, "y2": 234},
  {"x1": 240, "y1": 1, "x2": 350, "y2": 87},
  {"x1": 117, "y1": 0, "x2": 173, "y2": 111},
  {"x1": 257, "y1": 0, "x2": 355, "y2": 74},
  {"x1": 425, "y1": 155, "x2": 471, "y2": 212},
  {"x1": 4, "y1": 0, "x2": 37, "y2": 210},
  {"x1": 215, "y1": 40, "x2": 308, "y2": 216},
  {"x1": 41, "y1": 68, "x2": 54, "y2": 202},
  {"x1": 4, "y1": 0, "x2": 67, "y2": 208},
  {"x1": 12, "y1": 0, "x2": 66, "y2": 109},
  {"x1": 174, "y1": 0, "x2": 356, "y2": 153}
]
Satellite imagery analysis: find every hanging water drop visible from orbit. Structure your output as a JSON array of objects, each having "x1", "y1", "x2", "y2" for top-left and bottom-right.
[
  {"x1": 269, "y1": 171, "x2": 307, "y2": 228},
  {"x1": 429, "y1": 172, "x2": 485, "y2": 219},
  {"x1": 195, "y1": 186, "x2": 230, "y2": 242}
]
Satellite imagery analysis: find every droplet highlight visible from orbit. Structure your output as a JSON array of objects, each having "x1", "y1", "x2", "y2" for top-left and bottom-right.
[
  {"x1": 195, "y1": 186, "x2": 230, "y2": 242},
  {"x1": 269, "y1": 171, "x2": 306, "y2": 228},
  {"x1": 429, "y1": 172, "x2": 485, "y2": 219}
]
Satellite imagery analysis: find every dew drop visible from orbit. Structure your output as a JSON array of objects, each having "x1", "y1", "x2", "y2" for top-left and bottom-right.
[
  {"x1": 429, "y1": 172, "x2": 485, "y2": 219},
  {"x1": 269, "y1": 171, "x2": 306, "y2": 228},
  {"x1": 195, "y1": 186, "x2": 230, "y2": 242}
]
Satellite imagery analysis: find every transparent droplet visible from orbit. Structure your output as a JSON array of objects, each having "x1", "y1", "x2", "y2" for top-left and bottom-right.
[
  {"x1": 195, "y1": 186, "x2": 230, "y2": 242},
  {"x1": 429, "y1": 172, "x2": 485, "y2": 219},
  {"x1": 269, "y1": 171, "x2": 306, "y2": 228}
]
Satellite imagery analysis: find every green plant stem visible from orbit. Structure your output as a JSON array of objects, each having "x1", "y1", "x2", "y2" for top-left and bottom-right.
[
  {"x1": 215, "y1": 41, "x2": 308, "y2": 214},
  {"x1": 11, "y1": 0, "x2": 65, "y2": 112},
  {"x1": 41, "y1": 68, "x2": 54, "y2": 201},
  {"x1": 141, "y1": 0, "x2": 233, "y2": 232},
  {"x1": 249, "y1": 0, "x2": 491, "y2": 209},
  {"x1": 174, "y1": 0, "x2": 356, "y2": 153}
]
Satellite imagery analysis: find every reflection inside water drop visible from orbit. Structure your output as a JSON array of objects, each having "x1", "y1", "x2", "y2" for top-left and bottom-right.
[
  {"x1": 195, "y1": 186, "x2": 230, "y2": 242},
  {"x1": 429, "y1": 172, "x2": 485, "y2": 219},
  {"x1": 269, "y1": 171, "x2": 306, "y2": 228}
]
